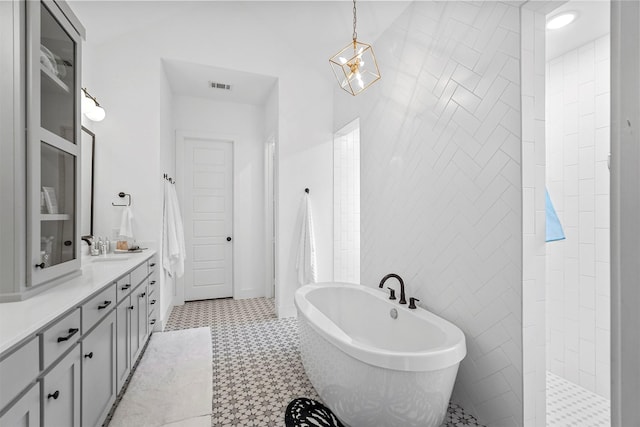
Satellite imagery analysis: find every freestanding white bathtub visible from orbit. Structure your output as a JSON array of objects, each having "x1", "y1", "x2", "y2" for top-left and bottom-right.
[{"x1": 294, "y1": 282, "x2": 466, "y2": 427}]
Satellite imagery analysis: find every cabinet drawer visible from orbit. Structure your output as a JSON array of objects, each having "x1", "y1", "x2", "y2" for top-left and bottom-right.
[
  {"x1": 148, "y1": 294, "x2": 158, "y2": 315},
  {"x1": 116, "y1": 274, "x2": 132, "y2": 303},
  {"x1": 148, "y1": 257, "x2": 158, "y2": 276},
  {"x1": 148, "y1": 274, "x2": 158, "y2": 294},
  {"x1": 130, "y1": 263, "x2": 147, "y2": 288},
  {"x1": 82, "y1": 283, "x2": 116, "y2": 333},
  {"x1": 0, "y1": 337, "x2": 39, "y2": 410},
  {"x1": 41, "y1": 308, "x2": 81, "y2": 369}
]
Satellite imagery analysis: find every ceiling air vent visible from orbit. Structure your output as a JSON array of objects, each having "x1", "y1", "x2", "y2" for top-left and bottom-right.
[{"x1": 209, "y1": 82, "x2": 231, "y2": 90}]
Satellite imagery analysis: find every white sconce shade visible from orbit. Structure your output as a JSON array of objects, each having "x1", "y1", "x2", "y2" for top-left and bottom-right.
[
  {"x1": 81, "y1": 87, "x2": 106, "y2": 122},
  {"x1": 84, "y1": 104, "x2": 105, "y2": 121}
]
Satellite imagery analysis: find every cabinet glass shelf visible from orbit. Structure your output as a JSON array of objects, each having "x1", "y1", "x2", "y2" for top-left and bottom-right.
[
  {"x1": 41, "y1": 64, "x2": 70, "y2": 93},
  {"x1": 40, "y1": 214, "x2": 71, "y2": 221}
]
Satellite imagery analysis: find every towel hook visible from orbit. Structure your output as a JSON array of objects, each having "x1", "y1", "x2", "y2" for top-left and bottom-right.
[{"x1": 112, "y1": 192, "x2": 131, "y2": 206}]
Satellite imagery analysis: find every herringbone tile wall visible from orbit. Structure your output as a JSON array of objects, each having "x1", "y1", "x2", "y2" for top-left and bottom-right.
[{"x1": 334, "y1": 2, "x2": 524, "y2": 426}]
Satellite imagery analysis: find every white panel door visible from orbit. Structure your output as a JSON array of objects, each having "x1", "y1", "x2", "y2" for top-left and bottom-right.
[{"x1": 182, "y1": 138, "x2": 233, "y2": 301}]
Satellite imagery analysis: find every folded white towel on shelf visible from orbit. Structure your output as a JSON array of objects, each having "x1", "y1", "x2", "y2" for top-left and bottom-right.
[
  {"x1": 296, "y1": 192, "x2": 317, "y2": 286},
  {"x1": 119, "y1": 206, "x2": 134, "y2": 238}
]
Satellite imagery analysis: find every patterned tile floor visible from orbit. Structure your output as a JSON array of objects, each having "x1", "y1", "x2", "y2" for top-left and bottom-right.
[
  {"x1": 165, "y1": 297, "x2": 484, "y2": 427},
  {"x1": 546, "y1": 371, "x2": 610, "y2": 427}
]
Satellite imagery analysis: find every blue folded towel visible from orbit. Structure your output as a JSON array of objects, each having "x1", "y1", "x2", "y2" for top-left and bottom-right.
[{"x1": 546, "y1": 189, "x2": 565, "y2": 242}]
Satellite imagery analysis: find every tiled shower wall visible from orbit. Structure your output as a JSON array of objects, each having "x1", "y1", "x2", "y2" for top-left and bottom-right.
[
  {"x1": 334, "y1": 2, "x2": 523, "y2": 426},
  {"x1": 333, "y1": 120, "x2": 361, "y2": 283},
  {"x1": 545, "y1": 34, "x2": 611, "y2": 399}
]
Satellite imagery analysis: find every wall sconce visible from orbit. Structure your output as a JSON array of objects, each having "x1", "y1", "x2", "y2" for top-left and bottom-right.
[
  {"x1": 329, "y1": 0, "x2": 381, "y2": 96},
  {"x1": 81, "y1": 87, "x2": 106, "y2": 122}
]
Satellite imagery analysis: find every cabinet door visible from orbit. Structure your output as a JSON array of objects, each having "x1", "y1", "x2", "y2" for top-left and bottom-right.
[
  {"x1": 0, "y1": 383, "x2": 40, "y2": 427},
  {"x1": 129, "y1": 290, "x2": 141, "y2": 364},
  {"x1": 41, "y1": 344, "x2": 80, "y2": 427},
  {"x1": 116, "y1": 296, "x2": 131, "y2": 392},
  {"x1": 27, "y1": 0, "x2": 81, "y2": 287},
  {"x1": 81, "y1": 310, "x2": 116, "y2": 427},
  {"x1": 134, "y1": 287, "x2": 147, "y2": 361}
]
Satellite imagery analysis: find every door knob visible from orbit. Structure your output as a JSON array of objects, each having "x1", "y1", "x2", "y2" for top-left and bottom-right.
[{"x1": 226, "y1": 237, "x2": 232, "y2": 242}]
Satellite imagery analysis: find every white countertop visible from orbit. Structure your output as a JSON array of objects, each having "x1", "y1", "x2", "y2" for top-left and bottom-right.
[{"x1": 0, "y1": 250, "x2": 156, "y2": 356}]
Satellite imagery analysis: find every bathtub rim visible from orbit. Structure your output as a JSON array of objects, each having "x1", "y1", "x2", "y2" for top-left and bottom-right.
[{"x1": 294, "y1": 282, "x2": 467, "y2": 372}]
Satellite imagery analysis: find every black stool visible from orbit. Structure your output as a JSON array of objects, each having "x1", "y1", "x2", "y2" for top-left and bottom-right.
[{"x1": 285, "y1": 398, "x2": 345, "y2": 427}]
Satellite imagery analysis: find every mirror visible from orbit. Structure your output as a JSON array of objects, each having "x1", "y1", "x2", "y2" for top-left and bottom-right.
[{"x1": 80, "y1": 126, "x2": 95, "y2": 236}]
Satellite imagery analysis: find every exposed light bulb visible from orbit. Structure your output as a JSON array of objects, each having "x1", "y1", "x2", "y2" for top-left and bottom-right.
[{"x1": 546, "y1": 12, "x2": 577, "y2": 30}]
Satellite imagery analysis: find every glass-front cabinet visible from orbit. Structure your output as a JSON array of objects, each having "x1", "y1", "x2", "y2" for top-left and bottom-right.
[{"x1": 28, "y1": 0, "x2": 82, "y2": 287}]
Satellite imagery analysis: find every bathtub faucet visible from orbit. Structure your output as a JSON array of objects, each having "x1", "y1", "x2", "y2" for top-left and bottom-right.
[{"x1": 379, "y1": 274, "x2": 406, "y2": 304}]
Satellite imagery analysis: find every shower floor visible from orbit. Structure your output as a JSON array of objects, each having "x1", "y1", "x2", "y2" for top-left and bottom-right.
[{"x1": 546, "y1": 371, "x2": 610, "y2": 427}]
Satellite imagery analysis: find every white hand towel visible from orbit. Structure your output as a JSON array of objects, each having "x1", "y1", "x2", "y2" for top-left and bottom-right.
[
  {"x1": 119, "y1": 206, "x2": 134, "y2": 238},
  {"x1": 296, "y1": 193, "x2": 317, "y2": 286},
  {"x1": 162, "y1": 181, "x2": 186, "y2": 278},
  {"x1": 168, "y1": 182, "x2": 186, "y2": 278}
]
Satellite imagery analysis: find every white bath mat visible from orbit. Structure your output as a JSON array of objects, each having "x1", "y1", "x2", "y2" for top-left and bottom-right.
[{"x1": 108, "y1": 327, "x2": 212, "y2": 427}]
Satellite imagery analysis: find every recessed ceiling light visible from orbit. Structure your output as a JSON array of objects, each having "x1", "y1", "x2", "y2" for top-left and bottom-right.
[{"x1": 546, "y1": 12, "x2": 578, "y2": 30}]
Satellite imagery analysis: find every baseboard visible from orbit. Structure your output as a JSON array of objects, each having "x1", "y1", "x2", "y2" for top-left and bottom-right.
[
  {"x1": 234, "y1": 288, "x2": 265, "y2": 299},
  {"x1": 276, "y1": 303, "x2": 297, "y2": 319},
  {"x1": 158, "y1": 298, "x2": 174, "y2": 331}
]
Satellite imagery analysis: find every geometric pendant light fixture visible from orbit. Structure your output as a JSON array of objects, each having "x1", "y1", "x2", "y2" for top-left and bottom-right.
[{"x1": 329, "y1": 0, "x2": 381, "y2": 96}]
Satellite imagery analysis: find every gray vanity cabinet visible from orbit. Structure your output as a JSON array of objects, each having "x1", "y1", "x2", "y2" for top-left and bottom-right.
[
  {"x1": 0, "y1": 383, "x2": 40, "y2": 427},
  {"x1": 40, "y1": 344, "x2": 81, "y2": 427},
  {"x1": 81, "y1": 310, "x2": 116, "y2": 427},
  {"x1": 0, "y1": 254, "x2": 157, "y2": 427}
]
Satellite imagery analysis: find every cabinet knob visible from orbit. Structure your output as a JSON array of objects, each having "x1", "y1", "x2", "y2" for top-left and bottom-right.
[
  {"x1": 150, "y1": 263, "x2": 156, "y2": 267},
  {"x1": 139, "y1": 292, "x2": 146, "y2": 298},
  {"x1": 150, "y1": 299, "x2": 156, "y2": 305},
  {"x1": 35, "y1": 262, "x2": 46, "y2": 269},
  {"x1": 150, "y1": 319, "x2": 156, "y2": 325},
  {"x1": 84, "y1": 352, "x2": 93, "y2": 359},
  {"x1": 128, "y1": 306, "x2": 134, "y2": 310},
  {"x1": 98, "y1": 301, "x2": 112, "y2": 310},
  {"x1": 57, "y1": 328, "x2": 79, "y2": 343},
  {"x1": 47, "y1": 390, "x2": 60, "y2": 400},
  {"x1": 64, "y1": 240, "x2": 72, "y2": 246},
  {"x1": 121, "y1": 284, "x2": 131, "y2": 291},
  {"x1": 150, "y1": 280, "x2": 156, "y2": 285},
  {"x1": 226, "y1": 236, "x2": 232, "y2": 242}
]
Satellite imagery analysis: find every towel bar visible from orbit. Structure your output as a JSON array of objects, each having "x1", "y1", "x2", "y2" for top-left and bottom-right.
[{"x1": 112, "y1": 192, "x2": 131, "y2": 206}]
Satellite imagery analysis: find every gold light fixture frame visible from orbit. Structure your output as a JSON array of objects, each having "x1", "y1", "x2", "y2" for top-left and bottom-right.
[{"x1": 329, "y1": 0, "x2": 381, "y2": 96}]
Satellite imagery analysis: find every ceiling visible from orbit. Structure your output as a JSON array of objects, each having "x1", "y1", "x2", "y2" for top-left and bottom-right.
[
  {"x1": 162, "y1": 59, "x2": 277, "y2": 105},
  {"x1": 545, "y1": 0, "x2": 610, "y2": 60},
  {"x1": 68, "y1": 1, "x2": 411, "y2": 104}
]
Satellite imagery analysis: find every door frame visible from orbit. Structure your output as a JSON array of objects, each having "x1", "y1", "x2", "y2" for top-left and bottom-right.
[
  {"x1": 175, "y1": 130, "x2": 235, "y2": 304},
  {"x1": 264, "y1": 136, "x2": 276, "y2": 299}
]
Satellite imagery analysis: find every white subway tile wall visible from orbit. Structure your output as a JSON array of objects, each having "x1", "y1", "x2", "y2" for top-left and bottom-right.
[
  {"x1": 336, "y1": 2, "x2": 524, "y2": 426},
  {"x1": 333, "y1": 121, "x2": 361, "y2": 284},
  {"x1": 545, "y1": 34, "x2": 610, "y2": 399},
  {"x1": 521, "y1": 7, "x2": 547, "y2": 426}
]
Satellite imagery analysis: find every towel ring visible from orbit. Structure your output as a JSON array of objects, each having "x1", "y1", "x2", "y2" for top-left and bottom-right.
[{"x1": 112, "y1": 192, "x2": 131, "y2": 206}]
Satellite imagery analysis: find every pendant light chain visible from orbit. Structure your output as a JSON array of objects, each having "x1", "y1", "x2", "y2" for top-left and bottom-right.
[{"x1": 352, "y1": 0, "x2": 357, "y2": 43}]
